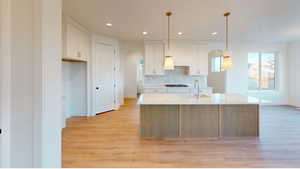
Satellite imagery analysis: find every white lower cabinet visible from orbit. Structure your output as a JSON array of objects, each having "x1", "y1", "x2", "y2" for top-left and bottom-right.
[
  {"x1": 143, "y1": 88, "x2": 167, "y2": 93},
  {"x1": 166, "y1": 88, "x2": 192, "y2": 93}
]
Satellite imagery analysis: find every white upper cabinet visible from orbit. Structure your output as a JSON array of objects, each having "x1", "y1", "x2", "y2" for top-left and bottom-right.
[
  {"x1": 169, "y1": 42, "x2": 193, "y2": 66},
  {"x1": 63, "y1": 17, "x2": 90, "y2": 61},
  {"x1": 189, "y1": 44, "x2": 209, "y2": 76},
  {"x1": 169, "y1": 41, "x2": 208, "y2": 76},
  {"x1": 144, "y1": 41, "x2": 165, "y2": 75},
  {"x1": 144, "y1": 40, "x2": 208, "y2": 76},
  {"x1": 78, "y1": 30, "x2": 90, "y2": 61}
]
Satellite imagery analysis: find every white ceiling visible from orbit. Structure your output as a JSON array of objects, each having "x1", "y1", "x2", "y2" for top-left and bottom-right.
[{"x1": 63, "y1": 0, "x2": 300, "y2": 43}]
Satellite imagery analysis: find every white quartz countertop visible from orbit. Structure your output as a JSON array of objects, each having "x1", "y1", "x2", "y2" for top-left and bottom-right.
[
  {"x1": 143, "y1": 85, "x2": 192, "y2": 89},
  {"x1": 138, "y1": 93, "x2": 269, "y2": 105},
  {"x1": 143, "y1": 85, "x2": 213, "y2": 90}
]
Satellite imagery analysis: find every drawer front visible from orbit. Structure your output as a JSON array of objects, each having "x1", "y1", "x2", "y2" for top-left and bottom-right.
[{"x1": 143, "y1": 88, "x2": 167, "y2": 93}]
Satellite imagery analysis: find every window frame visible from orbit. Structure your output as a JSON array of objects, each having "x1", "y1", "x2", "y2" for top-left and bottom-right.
[
  {"x1": 248, "y1": 52, "x2": 278, "y2": 92},
  {"x1": 211, "y1": 56, "x2": 224, "y2": 73}
]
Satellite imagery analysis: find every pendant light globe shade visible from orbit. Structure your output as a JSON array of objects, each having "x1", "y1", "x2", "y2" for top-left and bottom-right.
[
  {"x1": 164, "y1": 55, "x2": 174, "y2": 70},
  {"x1": 223, "y1": 50, "x2": 233, "y2": 70},
  {"x1": 222, "y1": 12, "x2": 233, "y2": 71}
]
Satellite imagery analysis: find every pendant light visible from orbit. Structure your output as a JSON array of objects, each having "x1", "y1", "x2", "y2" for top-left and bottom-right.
[
  {"x1": 164, "y1": 12, "x2": 175, "y2": 70},
  {"x1": 222, "y1": 12, "x2": 233, "y2": 70}
]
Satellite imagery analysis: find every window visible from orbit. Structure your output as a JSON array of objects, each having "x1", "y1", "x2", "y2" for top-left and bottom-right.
[
  {"x1": 211, "y1": 56, "x2": 224, "y2": 72},
  {"x1": 248, "y1": 52, "x2": 276, "y2": 90}
]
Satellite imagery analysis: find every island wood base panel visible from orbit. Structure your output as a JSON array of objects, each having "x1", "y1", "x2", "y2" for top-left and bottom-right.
[{"x1": 140, "y1": 104, "x2": 259, "y2": 138}]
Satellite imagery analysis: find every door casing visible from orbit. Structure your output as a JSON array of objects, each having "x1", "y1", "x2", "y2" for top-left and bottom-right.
[
  {"x1": 94, "y1": 42, "x2": 116, "y2": 113},
  {"x1": 91, "y1": 35, "x2": 119, "y2": 116}
]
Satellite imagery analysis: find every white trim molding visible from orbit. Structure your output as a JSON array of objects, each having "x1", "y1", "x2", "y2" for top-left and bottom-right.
[
  {"x1": 33, "y1": 0, "x2": 63, "y2": 167},
  {"x1": 0, "y1": 0, "x2": 63, "y2": 167},
  {"x1": 90, "y1": 35, "x2": 121, "y2": 116},
  {"x1": 0, "y1": 0, "x2": 12, "y2": 167}
]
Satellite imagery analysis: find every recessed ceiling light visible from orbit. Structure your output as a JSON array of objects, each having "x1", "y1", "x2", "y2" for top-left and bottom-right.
[
  {"x1": 106, "y1": 23, "x2": 112, "y2": 27},
  {"x1": 142, "y1": 31, "x2": 148, "y2": 35},
  {"x1": 178, "y1": 32, "x2": 183, "y2": 35},
  {"x1": 211, "y1": 32, "x2": 218, "y2": 35}
]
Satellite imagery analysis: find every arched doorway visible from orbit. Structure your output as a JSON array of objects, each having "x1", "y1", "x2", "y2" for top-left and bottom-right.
[{"x1": 208, "y1": 50, "x2": 227, "y2": 93}]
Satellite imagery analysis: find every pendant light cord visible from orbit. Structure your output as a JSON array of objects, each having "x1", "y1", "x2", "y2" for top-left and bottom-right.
[
  {"x1": 226, "y1": 15, "x2": 228, "y2": 50},
  {"x1": 168, "y1": 14, "x2": 170, "y2": 51},
  {"x1": 166, "y1": 12, "x2": 172, "y2": 52},
  {"x1": 224, "y1": 12, "x2": 230, "y2": 51}
]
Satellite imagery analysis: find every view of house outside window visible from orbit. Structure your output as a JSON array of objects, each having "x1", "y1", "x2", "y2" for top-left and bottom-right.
[
  {"x1": 248, "y1": 52, "x2": 276, "y2": 90},
  {"x1": 211, "y1": 56, "x2": 224, "y2": 72}
]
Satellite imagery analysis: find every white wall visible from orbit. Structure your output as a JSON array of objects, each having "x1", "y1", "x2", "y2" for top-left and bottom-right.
[
  {"x1": 287, "y1": 41, "x2": 300, "y2": 107},
  {"x1": 115, "y1": 41, "x2": 124, "y2": 106},
  {"x1": 9, "y1": 0, "x2": 35, "y2": 166},
  {"x1": 208, "y1": 42, "x2": 288, "y2": 104},
  {"x1": 0, "y1": 0, "x2": 62, "y2": 167},
  {"x1": 33, "y1": 0, "x2": 62, "y2": 167},
  {"x1": 62, "y1": 62, "x2": 87, "y2": 119},
  {"x1": 120, "y1": 40, "x2": 144, "y2": 98},
  {"x1": 0, "y1": 0, "x2": 12, "y2": 167}
]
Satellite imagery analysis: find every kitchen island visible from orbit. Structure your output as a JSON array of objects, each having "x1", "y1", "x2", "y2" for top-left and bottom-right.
[{"x1": 138, "y1": 93, "x2": 265, "y2": 138}]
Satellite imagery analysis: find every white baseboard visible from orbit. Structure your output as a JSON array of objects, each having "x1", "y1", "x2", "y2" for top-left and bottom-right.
[{"x1": 70, "y1": 112, "x2": 88, "y2": 117}]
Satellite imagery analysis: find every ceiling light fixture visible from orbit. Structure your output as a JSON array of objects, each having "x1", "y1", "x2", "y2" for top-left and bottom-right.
[
  {"x1": 164, "y1": 12, "x2": 175, "y2": 70},
  {"x1": 106, "y1": 23, "x2": 112, "y2": 27},
  {"x1": 178, "y1": 32, "x2": 183, "y2": 35},
  {"x1": 142, "y1": 31, "x2": 148, "y2": 35},
  {"x1": 222, "y1": 12, "x2": 233, "y2": 71}
]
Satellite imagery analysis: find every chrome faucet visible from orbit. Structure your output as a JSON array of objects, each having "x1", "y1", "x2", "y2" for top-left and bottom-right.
[{"x1": 194, "y1": 80, "x2": 200, "y2": 98}]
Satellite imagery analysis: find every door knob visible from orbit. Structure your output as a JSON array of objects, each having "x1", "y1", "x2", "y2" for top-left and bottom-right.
[{"x1": 96, "y1": 87, "x2": 100, "y2": 90}]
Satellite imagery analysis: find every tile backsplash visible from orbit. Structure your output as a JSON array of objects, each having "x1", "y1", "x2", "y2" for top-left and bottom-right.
[{"x1": 144, "y1": 66, "x2": 207, "y2": 88}]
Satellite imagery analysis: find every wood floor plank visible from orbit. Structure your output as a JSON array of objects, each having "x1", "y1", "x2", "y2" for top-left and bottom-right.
[{"x1": 63, "y1": 99, "x2": 300, "y2": 168}]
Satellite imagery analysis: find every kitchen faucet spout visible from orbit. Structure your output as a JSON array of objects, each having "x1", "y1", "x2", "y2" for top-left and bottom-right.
[{"x1": 194, "y1": 80, "x2": 200, "y2": 98}]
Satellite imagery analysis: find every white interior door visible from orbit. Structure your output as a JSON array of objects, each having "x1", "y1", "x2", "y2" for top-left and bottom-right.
[{"x1": 95, "y1": 43, "x2": 115, "y2": 113}]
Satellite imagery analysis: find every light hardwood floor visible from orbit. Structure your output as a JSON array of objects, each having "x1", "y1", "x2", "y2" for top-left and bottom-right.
[{"x1": 63, "y1": 99, "x2": 300, "y2": 168}]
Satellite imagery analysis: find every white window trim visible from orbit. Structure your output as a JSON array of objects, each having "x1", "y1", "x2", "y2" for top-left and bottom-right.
[
  {"x1": 211, "y1": 56, "x2": 223, "y2": 73},
  {"x1": 248, "y1": 51, "x2": 278, "y2": 92}
]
